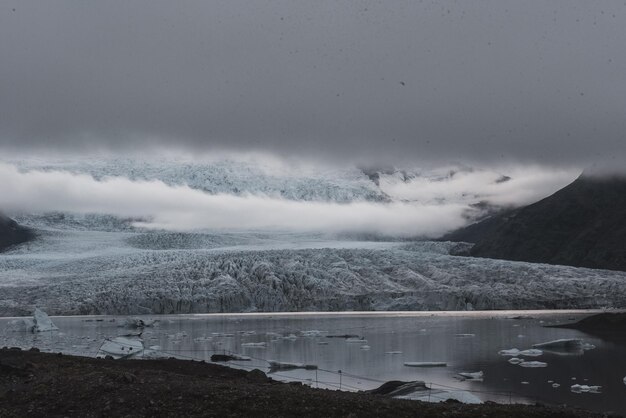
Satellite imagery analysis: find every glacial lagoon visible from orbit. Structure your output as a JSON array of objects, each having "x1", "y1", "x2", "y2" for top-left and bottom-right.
[{"x1": 2, "y1": 310, "x2": 625, "y2": 414}]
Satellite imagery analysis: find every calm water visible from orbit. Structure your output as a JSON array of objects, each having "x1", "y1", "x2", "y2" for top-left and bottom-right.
[{"x1": 1, "y1": 311, "x2": 625, "y2": 414}]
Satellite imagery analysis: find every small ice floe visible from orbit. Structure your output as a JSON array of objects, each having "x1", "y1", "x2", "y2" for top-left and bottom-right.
[
  {"x1": 517, "y1": 334, "x2": 526, "y2": 338},
  {"x1": 519, "y1": 361, "x2": 547, "y2": 368},
  {"x1": 571, "y1": 384, "x2": 602, "y2": 394},
  {"x1": 122, "y1": 317, "x2": 156, "y2": 329},
  {"x1": 97, "y1": 337, "x2": 144, "y2": 359},
  {"x1": 241, "y1": 342, "x2": 266, "y2": 348},
  {"x1": 238, "y1": 331, "x2": 256, "y2": 336},
  {"x1": 623, "y1": 376, "x2": 626, "y2": 386},
  {"x1": 6, "y1": 318, "x2": 35, "y2": 333},
  {"x1": 346, "y1": 338, "x2": 367, "y2": 344},
  {"x1": 266, "y1": 332, "x2": 282, "y2": 338},
  {"x1": 508, "y1": 358, "x2": 524, "y2": 365},
  {"x1": 300, "y1": 330, "x2": 327, "y2": 337},
  {"x1": 193, "y1": 336, "x2": 213, "y2": 343},
  {"x1": 404, "y1": 362, "x2": 447, "y2": 367},
  {"x1": 454, "y1": 334, "x2": 475, "y2": 338},
  {"x1": 282, "y1": 334, "x2": 298, "y2": 341},
  {"x1": 458, "y1": 371, "x2": 483, "y2": 381},
  {"x1": 385, "y1": 351, "x2": 403, "y2": 355},
  {"x1": 268, "y1": 360, "x2": 318, "y2": 373},
  {"x1": 211, "y1": 332, "x2": 234, "y2": 337},
  {"x1": 498, "y1": 348, "x2": 520, "y2": 356},
  {"x1": 532, "y1": 339, "x2": 584, "y2": 355},
  {"x1": 518, "y1": 349, "x2": 543, "y2": 357},
  {"x1": 552, "y1": 383, "x2": 560, "y2": 388},
  {"x1": 167, "y1": 332, "x2": 187, "y2": 340},
  {"x1": 521, "y1": 381, "x2": 530, "y2": 385},
  {"x1": 360, "y1": 345, "x2": 371, "y2": 350},
  {"x1": 32, "y1": 308, "x2": 59, "y2": 332}
]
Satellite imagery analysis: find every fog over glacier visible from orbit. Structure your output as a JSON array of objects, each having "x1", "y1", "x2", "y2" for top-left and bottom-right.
[{"x1": 1, "y1": 156, "x2": 577, "y2": 236}]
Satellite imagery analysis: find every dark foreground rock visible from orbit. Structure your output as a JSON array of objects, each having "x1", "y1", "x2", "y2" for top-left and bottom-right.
[
  {"x1": 442, "y1": 174, "x2": 626, "y2": 271},
  {"x1": 0, "y1": 214, "x2": 34, "y2": 252},
  {"x1": 0, "y1": 349, "x2": 610, "y2": 417}
]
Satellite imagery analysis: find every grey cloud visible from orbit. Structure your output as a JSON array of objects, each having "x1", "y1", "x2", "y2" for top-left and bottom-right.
[{"x1": 1, "y1": 1, "x2": 625, "y2": 165}]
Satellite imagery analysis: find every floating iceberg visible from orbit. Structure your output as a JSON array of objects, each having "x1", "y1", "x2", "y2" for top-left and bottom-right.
[
  {"x1": 552, "y1": 383, "x2": 560, "y2": 388},
  {"x1": 508, "y1": 358, "x2": 524, "y2": 365},
  {"x1": 404, "y1": 362, "x2": 447, "y2": 367},
  {"x1": 360, "y1": 345, "x2": 371, "y2": 350},
  {"x1": 385, "y1": 351, "x2": 403, "y2": 355},
  {"x1": 519, "y1": 361, "x2": 547, "y2": 368},
  {"x1": 282, "y1": 334, "x2": 298, "y2": 341},
  {"x1": 458, "y1": 371, "x2": 483, "y2": 381},
  {"x1": 300, "y1": 330, "x2": 327, "y2": 337},
  {"x1": 518, "y1": 349, "x2": 543, "y2": 357},
  {"x1": 32, "y1": 308, "x2": 59, "y2": 332},
  {"x1": 241, "y1": 342, "x2": 266, "y2": 348},
  {"x1": 346, "y1": 338, "x2": 367, "y2": 344},
  {"x1": 571, "y1": 384, "x2": 601, "y2": 394},
  {"x1": 498, "y1": 348, "x2": 520, "y2": 356}
]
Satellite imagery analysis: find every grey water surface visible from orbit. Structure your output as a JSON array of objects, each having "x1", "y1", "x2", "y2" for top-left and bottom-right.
[{"x1": 2, "y1": 310, "x2": 624, "y2": 414}]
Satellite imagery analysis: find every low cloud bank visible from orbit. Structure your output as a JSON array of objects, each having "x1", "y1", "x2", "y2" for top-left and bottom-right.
[{"x1": 0, "y1": 163, "x2": 470, "y2": 237}]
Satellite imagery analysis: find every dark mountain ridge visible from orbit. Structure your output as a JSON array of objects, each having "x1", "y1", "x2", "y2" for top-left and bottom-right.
[
  {"x1": 0, "y1": 214, "x2": 34, "y2": 252},
  {"x1": 443, "y1": 174, "x2": 626, "y2": 271}
]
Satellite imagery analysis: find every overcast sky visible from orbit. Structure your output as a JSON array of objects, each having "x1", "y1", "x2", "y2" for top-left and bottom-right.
[{"x1": 1, "y1": 1, "x2": 625, "y2": 165}]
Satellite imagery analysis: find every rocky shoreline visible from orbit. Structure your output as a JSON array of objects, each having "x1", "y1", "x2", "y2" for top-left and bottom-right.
[{"x1": 0, "y1": 348, "x2": 612, "y2": 417}]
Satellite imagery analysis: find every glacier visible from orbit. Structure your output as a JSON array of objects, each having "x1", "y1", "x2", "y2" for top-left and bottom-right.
[
  {"x1": 1, "y1": 223, "x2": 625, "y2": 316},
  {"x1": 0, "y1": 157, "x2": 620, "y2": 316}
]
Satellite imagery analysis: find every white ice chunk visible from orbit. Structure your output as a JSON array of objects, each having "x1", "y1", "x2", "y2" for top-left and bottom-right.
[
  {"x1": 360, "y1": 345, "x2": 371, "y2": 350},
  {"x1": 241, "y1": 342, "x2": 266, "y2": 348},
  {"x1": 346, "y1": 338, "x2": 367, "y2": 344},
  {"x1": 97, "y1": 337, "x2": 143, "y2": 359},
  {"x1": 519, "y1": 361, "x2": 547, "y2": 368},
  {"x1": 570, "y1": 384, "x2": 602, "y2": 394},
  {"x1": 458, "y1": 371, "x2": 483, "y2": 381},
  {"x1": 508, "y1": 357, "x2": 524, "y2": 365},
  {"x1": 498, "y1": 348, "x2": 520, "y2": 356},
  {"x1": 519, "y1": 349, "x2": 543, "y2": 357},
  {"x1": 32, "y1": 308, "x2": 59, "y2": 332},
  {"x1": 552, "y1": 383, "x2": 560, "y2": 388}
]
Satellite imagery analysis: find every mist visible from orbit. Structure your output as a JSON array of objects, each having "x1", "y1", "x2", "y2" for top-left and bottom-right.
[{"x1": 0, "y1": 160, "x2": 579, "y2": 236}]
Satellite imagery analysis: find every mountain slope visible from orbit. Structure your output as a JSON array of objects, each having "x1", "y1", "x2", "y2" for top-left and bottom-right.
[
  {"x1": 0, "y1": 214, "x2": 34, "y2": 252},
  {"x1": 445, "y1": 174, "x2": 626, "y2": 271}
]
